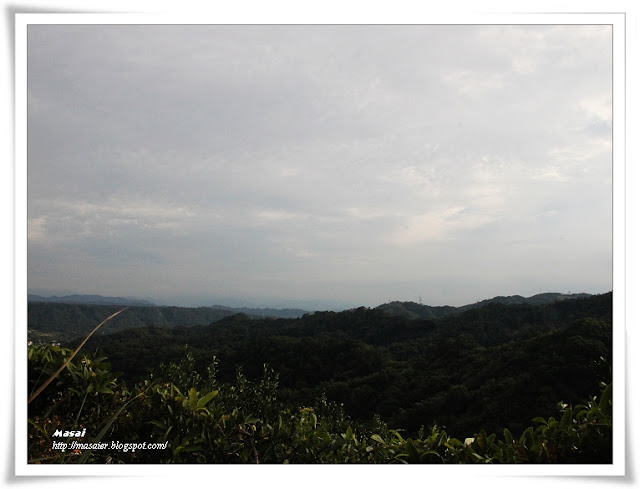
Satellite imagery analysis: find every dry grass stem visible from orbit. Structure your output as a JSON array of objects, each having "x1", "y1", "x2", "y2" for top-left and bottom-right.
[{"x1": 27, "y1": 307, "x2": 128, "y2": 404}]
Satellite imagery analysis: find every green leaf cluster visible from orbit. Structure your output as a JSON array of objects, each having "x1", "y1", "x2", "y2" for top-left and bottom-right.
[{"x1": 27, "y1": 345, "x2": 612, "y2": 464}]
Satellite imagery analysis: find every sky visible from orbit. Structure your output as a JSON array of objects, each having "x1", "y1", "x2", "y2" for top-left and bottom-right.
[{"x1": 26, "y1": 23, "x2": 613, "y2": 309}]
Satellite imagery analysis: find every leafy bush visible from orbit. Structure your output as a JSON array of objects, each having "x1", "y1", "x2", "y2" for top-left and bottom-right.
[{"x1": 27, "y1": 345, "x2": 612, "y2": 464}]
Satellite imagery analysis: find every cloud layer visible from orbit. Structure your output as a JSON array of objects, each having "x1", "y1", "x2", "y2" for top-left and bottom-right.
[{"x1": 27, "y1": 24, "x2": 612, "y2": 307}]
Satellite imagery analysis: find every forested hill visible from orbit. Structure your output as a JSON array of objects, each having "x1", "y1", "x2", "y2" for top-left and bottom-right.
[
  {"x1": 28, "y1": 291, "x2": 595, "y2": 343},
  {"x1": 76, "y1": 292, "x2": 612, "y2": 439},
  {"x1": 27, "y1": 302, "x2": 311, "y2": 344},
  {"x1": 209, "y1": 305, "x2": 309, "y2": 319},
  {"x1": 27, "y1": 303, "x2": 237, "y2": 343},
  {"x1": 376, "y1": 292, "x2": 592, "y2": 319}
]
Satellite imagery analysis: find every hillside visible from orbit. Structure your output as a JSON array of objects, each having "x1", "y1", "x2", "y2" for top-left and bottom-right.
[
  {"x1": 209, "y1": 304, "x2": 309, "y2": 319},
  {"x1": 27, "y1": 303, "x2": 236, "y2": 343},
  {"x1": 75, "y1": 292, "x2": 612, "y2": 438},
  {"x1": 376, "y1": 292, "x2": 592, "y2": 320},
  {"x1": 27, "y1": 301, "x2": 311, "y2": 344},
  {"x1": 28, "y1": 291, "x2": 594, "y2": 343}
]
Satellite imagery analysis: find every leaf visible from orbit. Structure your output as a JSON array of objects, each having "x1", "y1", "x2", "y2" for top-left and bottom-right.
[
  {"x1": 196, "y1": 390, "x2": 219, "y2": 409},
  {"x1": 27, "y1": 418, "x2": 50, "y2": 441},
  {"x1": 406, "y1": 440, "x2": 419, "y2": 462},
  {"x1": 598, "y1": 383, "x2": 612, "y2": 415},
  {"x1": 560, "y1": 407, "x2": 572, "y2": 427},
  {"x1": 188, "y1": 387, "x2": 198, "y2": 411},
  {"x1": 520, "y1": 427, "x2": 535, "y2": 448},
  {"x1": 162, "y1": 426, "x2": 173, "y2": 443},
  {"x1": 76, "y1": 387, "x2": 147, "y2": 464},
  {"x1": 28, "y1": 308, "x2": 128, "y2": 405},
  {"x1": 420, "y1": 450, "x2": 443, "y2": 463},
  {"x1": 437, "y1": 431, "x2": 448, "y2": 447},
  {"x1": 529, "y1": 443, "x2": 541, "y2": 460},
  {"x1": 171, "y1": 384, "x2": 184, "y2": 398},
  {"x1": 370, "y1": 434, "x2": 385, "y2": 444},
  {"x1": 503, "y1": 428, "x2": 513, "y2": 445},
  {"x1": 389, "y1": 429, "x2": 405, "y2": 442}
]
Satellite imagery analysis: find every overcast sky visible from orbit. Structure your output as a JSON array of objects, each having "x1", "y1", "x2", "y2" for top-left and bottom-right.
[{"x1": 26, "y1": 24, "x2": 613, "y2": 309}]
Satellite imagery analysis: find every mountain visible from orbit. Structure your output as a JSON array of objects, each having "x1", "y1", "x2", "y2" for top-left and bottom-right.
[
  {"x1": 458, "y1": 292, "x2": 593, "y2": 310},
  {"x1": 28, "y1": 293, "x2": 157, "y2": 307},
  {"x1": 376, "y1": 292, "x2": 593, "y2": 319},
  {"x1": 101, "y1": 292, "x2": 355, "y2": 311},
  {"x1": 76, "y1": 292, "x2": 612, "y2": 439},
  {"x1": 26, "y1": 291, "x2": 599, "y2": 344},
  {"x1": 210, "y1": 305, "x2": 309, "y2": 319},
  {"x1": 27, "y1": 303, "x2": 237, "y2": 343},
  {"x1": 375, "y1": 301, "x2": 458, "y2": 320},
  {"x1": 27, "y1": 302, "x2": 307, "y2": 344}
]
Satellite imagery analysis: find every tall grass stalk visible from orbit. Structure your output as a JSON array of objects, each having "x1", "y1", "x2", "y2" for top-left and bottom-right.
[{"x1": 27, "y1": 307, "x2": 128, "y2": 404}]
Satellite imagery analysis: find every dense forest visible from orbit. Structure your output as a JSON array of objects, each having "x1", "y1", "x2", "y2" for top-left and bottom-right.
[
  {"x1": 27, "y1": 303, "x2": 247, "y2": 343},
  {"x1": 27, "y1": 292, "x2": 613, "y2": 464},
  {"x1": 27, "y1": 291, "x2": 591, "y2": 343}
]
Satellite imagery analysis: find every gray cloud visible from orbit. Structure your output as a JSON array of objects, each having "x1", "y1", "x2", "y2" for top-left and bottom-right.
[{"x1": 27, "y1": 24, "x2": 612, "y2": 308}]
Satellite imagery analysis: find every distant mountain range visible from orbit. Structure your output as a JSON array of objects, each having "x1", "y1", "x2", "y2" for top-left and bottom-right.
[
  {"x1": 28, "y1": 294, "x2": 157, "y2": 307},
  {"x1": 376, "y1": 292, "x2": 593, "y2": 320},
  {"x1": 26, "y1": 294, "x2": 312, "y2": 344},
  {"x1": 27, "y1": 291, "x2": 597, "y2": 345},
  {"x1": 27, "y1": 293, "x2": 310, "y2": 318},
  {"x1": 28, "y1": 291, "x2": 594, "y2": 321},
  {"x1": 210, "y1": 305, "x2": 310, "y2": 319}
]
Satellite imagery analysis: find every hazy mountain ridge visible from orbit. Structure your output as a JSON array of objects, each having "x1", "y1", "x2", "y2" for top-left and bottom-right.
[
  {"x1": 28, "y1": 293, "x2": 157, "y2": 307},
  {"x1": 27, "y1": 303, "x2": 236, "y2": 343},
  {"x1": 210, "y1": 305, "x2": 309, "y2": 319},
  {"x1": 28, "y1": 293, "x2": 313, "y2": 316},
  {"x1": 376, "y1": 292, "x2": 593, "y2": 319},
  {"x1": 459, "y1": 292, "x2": 592, "y2": 309},
  {"x1": 27, "y1": 300, "x2": 308, "y2": 343},
  {"x1": 27, "y1": 291, "x2": 599, "y2": 344}
]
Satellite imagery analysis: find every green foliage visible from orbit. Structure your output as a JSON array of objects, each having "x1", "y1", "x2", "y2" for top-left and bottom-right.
[
  {"x1": 70, "y1": 293, "x2": 612, "y2": 440},
  {"x1": 28, "y1": 344, "x2": 131, "y2": 463},
  {"x1": 27, "y1": 345, "x2": 612, "y2": 464}
]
